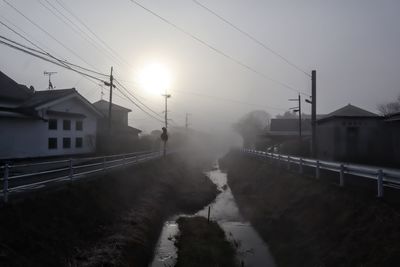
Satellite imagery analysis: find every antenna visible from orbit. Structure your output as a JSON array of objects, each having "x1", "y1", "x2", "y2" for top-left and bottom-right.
[{"x1": 44, "y1": 71, "x2": 57, "y2": 90}]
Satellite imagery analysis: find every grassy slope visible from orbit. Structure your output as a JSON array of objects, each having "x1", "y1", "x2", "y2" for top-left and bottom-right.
[
  {"x1": 221, "y1": 152, "x2": 400, "y2": 267},
  {"x1": 0, "y1": 154, "x2": 218, "y2": 267}
]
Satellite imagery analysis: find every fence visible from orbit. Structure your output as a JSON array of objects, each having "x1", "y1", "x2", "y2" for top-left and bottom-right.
[
  {"x1": 0, "y1": 150, "x2": 167, "y2": 203},
  {"x1": 241, "y1": 149, "x2": 400, "y2": 198}
]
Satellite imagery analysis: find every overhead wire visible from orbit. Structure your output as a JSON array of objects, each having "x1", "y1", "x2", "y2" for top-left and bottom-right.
[
  {"x1": 38, "y1": 0, "x2": 128, "y2": 72},
  {"x1": 191, "y1": 0, "x2": 311, "y2": 77},
  {"x1": 2, "y1": 0, "x2": 101, "y2": 72},
  {"x1": 114, "y1": 86, "x2": 164, "y2": 123},
  {"x1": 54, "y1": 0, "x2": 132, "y2": 69},
  {"x1": 127, "y1": 0, "x2": 309, "y2": 96},
  {"x1": 113, "y1": 79, "x2": 165, "y2": 120},
  {"x1": 0, "y1": 35, "x2": 107, "y2": 83}
]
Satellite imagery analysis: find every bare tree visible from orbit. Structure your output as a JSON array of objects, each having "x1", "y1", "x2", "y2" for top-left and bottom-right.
[
  {"x1": 275, "y1": 110, "x2": 297, "y2": 119},
  {"x1": 233, "y1": 110, "x2": 271, "y2": 148},
  {"x1": 377, "y1": 94, "x2": 400, "y2": 115}
]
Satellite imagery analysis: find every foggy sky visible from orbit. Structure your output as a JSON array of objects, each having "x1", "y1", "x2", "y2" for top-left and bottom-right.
[{"x1": 1, "y1": 0, "x2": 399, "y2": 134}]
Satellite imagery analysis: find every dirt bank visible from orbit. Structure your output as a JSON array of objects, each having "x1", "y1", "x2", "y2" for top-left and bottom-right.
[
  {"x1": 221, "y1": 152, "x2": 400, "y2": 267},
  {"x1": 0, "y1": 154, "x2": 218, "y2": 267},
  {"x1": 175, "y1": 216, "x2": 238, "y2": 267}
]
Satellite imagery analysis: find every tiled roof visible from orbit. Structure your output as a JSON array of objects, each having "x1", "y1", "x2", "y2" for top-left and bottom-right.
[
  {"x1": 19, "y1": 89, "x2": 75, "y2": 108},
  {"x1": 325, "y1": 104, "x2": 378, "y2": 118},
  {"x1": 0, "y1": 71, "x2": 33, "y2": 101},
  {"x1": 93, "y1": 99, "x2": 132, "y2": 113}
]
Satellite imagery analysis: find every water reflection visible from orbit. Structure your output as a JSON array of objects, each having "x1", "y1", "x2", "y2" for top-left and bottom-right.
[{"x1": 149, "y1": 162, "x2": 276, "y2": 267}]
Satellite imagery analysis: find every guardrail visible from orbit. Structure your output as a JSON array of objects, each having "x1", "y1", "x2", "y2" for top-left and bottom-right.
[
  {"x1": 0, "y1": 150, "x2": 168, "y2": 203},
  {"x1": 241, "y1": 149, "x2": 400, "y2": 198}
]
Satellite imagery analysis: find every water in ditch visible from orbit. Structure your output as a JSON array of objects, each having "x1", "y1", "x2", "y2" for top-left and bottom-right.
[{"x1": 149, "y1": 161, "x2": 276, "y2": 267}]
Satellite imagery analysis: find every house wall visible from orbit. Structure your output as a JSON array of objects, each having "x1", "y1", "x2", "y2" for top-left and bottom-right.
[
  {"x1": 0, "y1": 97, "x2": 97, "y2": 159},
  {"x1": 317, "y1": 118, "x2": 390, "y2": 164}
]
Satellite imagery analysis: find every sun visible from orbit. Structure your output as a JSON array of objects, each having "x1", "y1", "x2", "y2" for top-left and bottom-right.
[{"x1": 137, "y1": 63, "x2": 172, "y2": 95}]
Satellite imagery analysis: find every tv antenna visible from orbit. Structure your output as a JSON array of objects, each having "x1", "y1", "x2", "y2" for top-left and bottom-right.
[{"x1": 44, "y1": 71, "x2": 57, "y2": 90}]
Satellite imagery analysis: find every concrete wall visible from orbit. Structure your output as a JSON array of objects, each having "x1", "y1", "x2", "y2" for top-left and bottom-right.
[{"x1": 0, "y1": 97, "x2": 98, "y2": 159}]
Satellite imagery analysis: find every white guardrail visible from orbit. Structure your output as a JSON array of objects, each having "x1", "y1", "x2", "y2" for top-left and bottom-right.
[
  {"x1": 241, "y1": 149, "x2": 400, "y2": 198},
  {"x1": 0, "y1": 150, "x2": 169, "y2": 203}
]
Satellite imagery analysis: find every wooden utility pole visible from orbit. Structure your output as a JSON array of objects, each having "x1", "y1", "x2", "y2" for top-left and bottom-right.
[
  {"x1": 311, "y1": 70, "x2": 317, "y2": 158},
  {"x1": 107, "y1": 66, "x2": 114, "y2": 133},
  {"x1": 162, "y1": 92, "x2": 171, "y2": 157},
  {"x1": 298, "y1": 94, "x2": 302, "y2": 139},
  {"x1": 185, "y1": 113, "x2": 191, "y2": 129},
  {"x1": 163, "y1": 93, "x2": 171, "y2": 129}
]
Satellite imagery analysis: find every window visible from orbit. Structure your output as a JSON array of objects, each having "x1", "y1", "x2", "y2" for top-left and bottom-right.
[
  {"x1": 48, "y1": 119, "x2": 57, "y2": 130},
  {"x1": 75, "y1": 137, "x2": 83, "y2": 148},
  {"x1": 63, "y1": 137, "x2": 71, "y2": 149},
  {"x1": 48, "y1": 138, "x2": 57, "y2": 149},
  {"x1": 63, "y1": 120, "x2": 71, "y2": 130},
  {"x1": 76, "y1": 120, "x2": 83, "y2": 131}
]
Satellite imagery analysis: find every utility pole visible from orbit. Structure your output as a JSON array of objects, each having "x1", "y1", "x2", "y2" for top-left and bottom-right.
[
  {"x1": 44, "y1": 71, "x2": 57, "y2": 90},
  {"x1": 162, "y1": 93, "x2": 171, "y2": 129},
  {"x1": 311, "y1": 70, "x2": 317, "y2": 158},
  {"x1": 162, "y1": 92, "x2": 171, "y2": 158},
  {"x1": 305, "y1": 70, "x2": 317, "y2": 157},
  {"x1": 185, "y1": 113, "x2": 191, "y2": 130},
  {"x1": 289, "y1": 94, "x2": 302, "y2": 138},
  {"x1": 103, "y1": 67, "x2": 114, "y2": 134}
]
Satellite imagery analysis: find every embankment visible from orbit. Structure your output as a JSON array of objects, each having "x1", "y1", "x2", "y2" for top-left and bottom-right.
[
  {"x1": 221, "y1": 152, "x2": 400, "y2": 267},
  {"x1": 0, "y1": 154, "x2": 218, "y2": 267}
]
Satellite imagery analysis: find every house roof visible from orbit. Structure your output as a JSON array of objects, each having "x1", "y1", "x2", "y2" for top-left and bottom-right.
[
  {"x1": 93, "y1": 100, "x2": 132, "y2": 113},
  {"x1": 318, "y1": 104, "x2": 379, "y2": 123},
  {"x1": 385, "y1": 111, "x2": 400, "y2": 122},
  {"x1": 19, "y1": 89, "x2": 76, "y2": 108},
  {"x1": 0, "y1": 71, "x2": 33, "y2": 101}
]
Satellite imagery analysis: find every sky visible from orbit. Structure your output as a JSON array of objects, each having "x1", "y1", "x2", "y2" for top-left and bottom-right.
[{"x1": 1, "y1": 0, "x2": 399, "y2": 134}]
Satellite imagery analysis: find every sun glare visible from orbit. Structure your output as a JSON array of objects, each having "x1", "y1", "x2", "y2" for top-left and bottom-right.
[{"x1": 137, "y1": 63, "x2": 172, "y2": 95}]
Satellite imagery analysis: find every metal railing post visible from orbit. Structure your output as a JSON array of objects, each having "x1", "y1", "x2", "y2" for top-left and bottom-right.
[
  {"x1": 123, "y1": 155, "x2": 126, "y2": 166},
  {"x1": 339, "y1": 164, "x2": 345, "y2": 187},
  {"x1": 287, "y1": 156, "x2": 290, "y2": 170},
  {"x1": 377, "y1": 169, "x2": 384, "y2": 198},
  {"x1": 3, "y1": 164, "x2": 9, "y2": 203},
  {"x1": 103, "y1": 156, "x2": 106, "y2": 171},
  {"x1": 69, "y1": 159, "x2": 73, "y2": 181},
  {"x1": 277, "y1": 153, "x2": 281, "y2": 168},
  {"x1": 299, "y1": 158, "x2": 303, "y2": 174},
  {"x1": 316, "y1": 160, "x2": 320, "y2": 179}
]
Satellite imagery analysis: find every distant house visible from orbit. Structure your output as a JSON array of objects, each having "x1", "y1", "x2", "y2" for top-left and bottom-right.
[
  {"x1": 316, "y1": 104, "x2": 398, "y2": 165},
  {"x1": 92, "y1": 100, "x2": 141, "y2": 153},
  {"x1": 0, "y1": 71, "x2": 102, "y2": 159}
]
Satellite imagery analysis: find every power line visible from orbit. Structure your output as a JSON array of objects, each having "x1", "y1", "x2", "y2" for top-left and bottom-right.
[
  {"x1": 2, "y1": 0, "x2": 100, "y2": 72},
  {"x1": 54, "y1": 0, "x2": 132, "y2": 69},
  {"x1": 114, "y1": 86, "x2": 164, "y2": 123},
  {"x1": 127, "y1": 0, "x2": 308, "y2": 96},
  {"x1": 114, "y1": 79, "x2": 165, "y2": 120},
  {"x1": 0, "y1": 35, "x2": 107, "y2": 83},
  {"x1": 38, "y1": 0, "x2": 128, "y2": 71},
  {"x1": 192, "y1": 0, "x2": 311, "y2": 77}
]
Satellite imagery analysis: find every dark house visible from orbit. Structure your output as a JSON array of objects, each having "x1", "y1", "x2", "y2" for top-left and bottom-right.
[
  {"x1": 316, "y1": 104, "x2": 399, "y2": 166},
  {"x1": 93, "y1": 100, "x2": 141, "y2": 153}
]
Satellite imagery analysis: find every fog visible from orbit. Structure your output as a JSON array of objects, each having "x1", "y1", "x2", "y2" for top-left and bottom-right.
[{"x1": 1, "y1": 0, "x2": 399, "y2": 138}]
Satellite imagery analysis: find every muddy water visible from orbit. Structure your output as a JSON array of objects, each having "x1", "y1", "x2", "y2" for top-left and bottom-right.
[{"x1": 150, "y1": 162, "x2": 276, "y2": 267}]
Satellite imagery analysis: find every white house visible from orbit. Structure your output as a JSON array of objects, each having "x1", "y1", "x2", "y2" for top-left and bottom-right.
[{"x1": 0, "y1": 71, "x2": 103, "y2": 159}]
